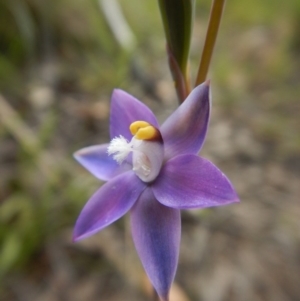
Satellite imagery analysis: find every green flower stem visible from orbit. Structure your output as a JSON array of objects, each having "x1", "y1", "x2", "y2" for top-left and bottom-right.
[{"x1": 195, "y1": 0, "x2": 226, "y2": 86}]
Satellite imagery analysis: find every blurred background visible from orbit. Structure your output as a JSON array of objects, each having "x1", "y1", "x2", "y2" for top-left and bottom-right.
[{"x1": 0, "y1": 0, "x2": 300, "y2": 300}]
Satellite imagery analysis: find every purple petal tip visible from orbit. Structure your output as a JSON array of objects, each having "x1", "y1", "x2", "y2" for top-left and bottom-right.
[{"x1": 159, "y1": 295, "x2": 169, "y2": 301}]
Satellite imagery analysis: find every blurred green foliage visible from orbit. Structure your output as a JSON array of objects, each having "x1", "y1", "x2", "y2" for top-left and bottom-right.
[{"x1": 0, "y1": 0, "x2": 300, "y2": 289}]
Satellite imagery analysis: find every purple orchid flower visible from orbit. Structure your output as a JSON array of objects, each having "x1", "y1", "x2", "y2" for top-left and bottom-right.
[{"x1": 73, "y1": 82, "x2": 239, "y2": 301}]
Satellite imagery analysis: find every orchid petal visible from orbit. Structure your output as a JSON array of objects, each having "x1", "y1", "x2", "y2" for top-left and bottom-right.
[
  {"x1": 110, "y1": 89, "x2": 159, "y2": 141},
  {"x1": 74, "y1": 144, "x2": 131, "y2": 181},
  {"x1": 153, "y1": 154, "x2": 239, "y2": 209},
  {"x1": 131, "y1": 188, "x2": 180, "y2": 301},
  {"x1": 161, "y1": 82, "x2": 210, "y2": 160},
  {"x1": 73, "y1": 171, "x2": 146, "y2": 241}
]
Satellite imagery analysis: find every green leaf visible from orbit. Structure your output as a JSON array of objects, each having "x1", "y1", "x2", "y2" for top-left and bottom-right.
[
  {"x1": 0, "y1": 232, "x2": 22, "y2": 277},
  {"x1": 158, "y1": 0, "x2": 195, "y2": 102},
  {"x1": 158, "y1": 0, "x2": 195, "y2": 73}
]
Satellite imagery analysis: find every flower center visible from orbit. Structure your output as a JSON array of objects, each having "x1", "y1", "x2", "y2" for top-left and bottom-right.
[{"x1": 107, "y1": 121, "x2": 163, "y2": 182}]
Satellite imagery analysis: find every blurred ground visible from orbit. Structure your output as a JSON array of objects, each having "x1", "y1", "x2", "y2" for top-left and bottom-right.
[{"x1": 0, "y1": 0, "x2": 300, "y2": 301}]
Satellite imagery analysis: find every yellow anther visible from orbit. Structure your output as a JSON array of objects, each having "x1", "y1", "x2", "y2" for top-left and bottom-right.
[
  {"x1": 130, "y1": 121, "x2": 151, "y2": 135},
  {"x1": 129, "y1": 121, "x2": 158, "y2": 140}
]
